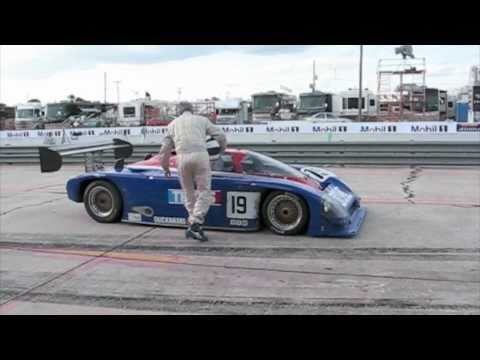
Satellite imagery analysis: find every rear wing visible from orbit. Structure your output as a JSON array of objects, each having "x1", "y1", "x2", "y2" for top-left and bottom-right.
[{"x1": 39, "y1": 138, "x2": 133, "y2": 173}]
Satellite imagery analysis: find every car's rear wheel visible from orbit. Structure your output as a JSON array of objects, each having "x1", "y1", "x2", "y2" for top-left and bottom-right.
[
  {"x1": 262, "y1": 191, "x2": 309, "y2": 235},
  {"x1": 83, "y1": 180, "x2": 123, "y2": 223}
]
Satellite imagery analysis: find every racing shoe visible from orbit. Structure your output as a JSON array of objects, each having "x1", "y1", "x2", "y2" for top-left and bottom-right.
[{"x1": 186, "y1": 223, "x2": 208, "y2": 242}]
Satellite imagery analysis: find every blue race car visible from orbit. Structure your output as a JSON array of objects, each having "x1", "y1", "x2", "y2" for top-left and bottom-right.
[{"x1": 39, "y1": 139, "x2": 366, "y2": 237}]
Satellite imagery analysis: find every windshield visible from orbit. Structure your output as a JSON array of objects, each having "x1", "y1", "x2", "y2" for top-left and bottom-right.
[
  {"x1": 16, "y1": 109, "x2": 34, "y2": 118},
  {"x1": 253, "y1": 95, "x2": 278, "y2": 111},
  {"x1": 241, "y1": 151, "x2": 304, "y2": 178},
  {"x1": 300, "y1": 95, "x2": 326, "y2": 109},
  {"x1": 218, "y1": 109, "x2": 238, "y2": 115},
  {"x1": 46, "y1": 104, "x2": 68, "y2": 121}
]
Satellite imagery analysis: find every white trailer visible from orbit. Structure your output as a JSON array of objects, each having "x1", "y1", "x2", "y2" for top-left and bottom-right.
[
  {"x1": 15, "y1": 101, "x2": 44, "y2": 129},
  {"x1": 336, "y1": 89, "x2": 377, "y2": 118}
]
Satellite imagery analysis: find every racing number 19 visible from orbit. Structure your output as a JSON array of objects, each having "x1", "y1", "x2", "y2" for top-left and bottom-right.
[
  {"x1": 231, "y1": 195, "x2": 247, "y2": 214},
  {"x1": 226, "y1": 192, "x2": 260, "y2": 219}
]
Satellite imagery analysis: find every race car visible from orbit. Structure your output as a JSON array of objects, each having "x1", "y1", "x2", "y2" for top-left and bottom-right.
[{"x1": 39, "y1": 139, "x2": 366, "y2": 237}]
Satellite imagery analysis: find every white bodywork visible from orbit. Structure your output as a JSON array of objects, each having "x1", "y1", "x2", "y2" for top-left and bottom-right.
[{"x1": 303, "y1": 112, "x2": 352, "y2": 123}]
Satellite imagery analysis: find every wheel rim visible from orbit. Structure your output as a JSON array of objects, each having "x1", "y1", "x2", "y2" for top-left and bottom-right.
[
  {"x1": 88, "y1": 186, "x2": 114, "y2": 218},
  {"x1": 267, "y1": 194, "x2": 303, "y2": 232}
]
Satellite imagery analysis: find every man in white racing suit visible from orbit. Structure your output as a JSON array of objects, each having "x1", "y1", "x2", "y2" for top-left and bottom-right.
[{"x1": 158, "y1": 102, "x2": 226, "y2": 242}]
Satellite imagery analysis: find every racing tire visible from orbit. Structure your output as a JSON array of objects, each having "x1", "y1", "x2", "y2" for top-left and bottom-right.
[
  {"x1": 262, "y1": 191, "x2": 309, "y2": 235},
  {"x1": 83, "y1": 180, "x2": 123, "y2": 223}
]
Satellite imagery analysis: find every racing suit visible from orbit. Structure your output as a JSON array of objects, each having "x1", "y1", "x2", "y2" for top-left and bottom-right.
[{"x1": 159, "y1": 111, "x2": 226, "y2": 225}]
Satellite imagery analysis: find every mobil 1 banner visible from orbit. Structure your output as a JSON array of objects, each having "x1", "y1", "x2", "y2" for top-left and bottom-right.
[
  {"x1": 404, "y1": 122, "x2": 454, "y2": 133},
  {"x1": 265, "y1": 121, "x2": 321, "y2": 134},
  {"x1": 308, "y1": 123, "x2": 348, "y2": 133},
  {"x1": 348, "y1": 122, "x2": 455, "y2": 134},
  {"x1": 220, "y1": 125, "x2": 264, "y2": 134},
  {"x1": 349, "y1": 123, "x2": 398, "y2": 133},
  {"x1": 473, "y1": 85, "x2": 480, "y2": 112}
]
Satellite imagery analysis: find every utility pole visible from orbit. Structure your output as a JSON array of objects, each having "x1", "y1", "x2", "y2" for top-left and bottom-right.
[
  {"x1": 104, "y1": 72, "x2": 107, "y2": 104},
  {"x1": 114, "y1": 80, "x2": 121, "y2": 104},
  {"x1": 113, "y1": 80, "x2": 121, "y2": 127},
  {"x1": 310, "y1": 60, "x2": 318, "y2": 92},
  {"x1": 177, "y1": 87, "x2": 182, "y2": 101},
  {"x1": 358, "y1": 45, "x2": 363, "y2": 122}
]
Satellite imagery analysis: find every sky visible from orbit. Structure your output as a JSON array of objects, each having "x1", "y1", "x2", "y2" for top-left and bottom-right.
[{"x1": 1, "y1": 45, "x2": 479, "y2": 105}]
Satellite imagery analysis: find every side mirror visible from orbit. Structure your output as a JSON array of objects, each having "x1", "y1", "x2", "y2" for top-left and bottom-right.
[{"x1": 114, "y1": 158, "x2": 125, "y2": 172}]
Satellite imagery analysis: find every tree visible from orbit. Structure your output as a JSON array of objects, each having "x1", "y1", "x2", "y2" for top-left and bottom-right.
[
  {"x1": 67, "y1": 94, "x2": 75, "y2": 102},
  {"x1": 28, "y1": 99, "x2": 41, "y2": 103}
]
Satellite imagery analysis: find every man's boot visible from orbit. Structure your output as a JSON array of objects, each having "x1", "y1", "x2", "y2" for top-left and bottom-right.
[{"x1": 186, "y1": 223, "x2": 208, "y2": 242}]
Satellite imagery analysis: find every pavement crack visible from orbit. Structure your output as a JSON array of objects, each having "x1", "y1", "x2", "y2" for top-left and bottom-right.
[
  {"x1": 0, "y1": 197, "x2": 66, "y2": 216},
  {"x1": 400, "y1": 166, "x2": 422, "y2": 204},
  {"x1": 0, "y1": 227, "x2": 156, "y2": 307}
]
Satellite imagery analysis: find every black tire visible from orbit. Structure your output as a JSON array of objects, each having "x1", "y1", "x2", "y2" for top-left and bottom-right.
[
  {"x1": 261, "y1": 191, "x2": 309, "y2": 235},
  {"x1": 83, "y1": 180, "x2": 123, "y2": 223}
]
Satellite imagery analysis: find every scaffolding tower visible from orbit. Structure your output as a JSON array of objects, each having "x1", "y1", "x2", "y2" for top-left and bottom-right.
[{"x1": 377, "y1": 57, "x2": 427, "y2": 121}]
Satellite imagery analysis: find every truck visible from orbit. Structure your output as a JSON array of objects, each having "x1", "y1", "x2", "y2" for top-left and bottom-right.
[
  {"x1": 14, "y1": 100, "x2": 44, "y2": 129},
  {"x1": 439, "y1": 90, "x2": 448, "y2": 120},
  {"x1": 297, "y1": 91, "x2": 337, "y2": 119},
  {"x1": 192, "y1": 100, "x2": 217, "y2": 123},
  {"x1": 44, "y1": 100, "x2": 106, "y2": 125},
  {"x1": 117, "y1": 99, "x2": 178, "y2": 127},
  {"x1": 0, "y1": 103, "x2": 15, "y2": 130},
  {"x1": 251, "y1": 91, "x2": 297, "y2": 123},
  {"x1": 214, "y1": 98, "x2": 249, "y2": 124}
]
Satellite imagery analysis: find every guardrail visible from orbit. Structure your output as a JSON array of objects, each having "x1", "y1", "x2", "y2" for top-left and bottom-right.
[{"x1": 1, "y1": 142, "x2": 479, "y2": 166}]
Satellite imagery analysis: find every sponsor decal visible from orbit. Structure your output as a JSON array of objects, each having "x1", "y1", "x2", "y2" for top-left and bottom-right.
[
  {"x1": 221, "y1": 126, "x2": 254, "y2": 133},
  {"x1": 360, "y1": 125, "x2": 397, "y2": 133},
  {"x1": 312, "y1": 125, "x2": 347, "y2": 133},
  {"x1": 266, "y1": 126, "x2": 300, "y2": 133},
  {"x1": 141, "y1": 127, "x2": 169, "y2": 136},
  {"x1": 456, "y1": 123, "x2": 480, "y2": 132},
  {"x1": 410, "y1": 124, "x2": 448, "y2": 133},
  {"x1": 229, "y1": 219, "x2": 249, "y2": 227},
  {"x1": 100, "y1": 129, "x2": 131, "y2": 136},
  {"x1": 167, "y1": 189, "x2": 222, "y2": 206},
  {"x1": 154, "y1": 216, "x2": 187, "y2": 225},
  {"x1": 69, "y1": 130, "x2": 95, "y2": 136},
  {"x1": 7, "y1": 131, "x2": 31, "y2": 138},
  {"x1": 131, "y1": 206, "x2": 154, "y2": 217},
  {"x1": 127, "y1": 212, "x2": 142, "y2": 222}
]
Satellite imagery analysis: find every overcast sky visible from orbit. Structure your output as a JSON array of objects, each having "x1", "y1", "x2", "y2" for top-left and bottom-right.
[{"x1": 1, "y1": 45, "x2": 479, "y2": 105}]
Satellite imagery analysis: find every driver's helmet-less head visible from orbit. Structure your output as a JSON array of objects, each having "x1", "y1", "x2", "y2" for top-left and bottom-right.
[
  {"x1": 206, "y1": 136, "x2": 221, "y2": 161},
  {"x1": 178, "y1": 101, "x2": 194, "y2": 115}
]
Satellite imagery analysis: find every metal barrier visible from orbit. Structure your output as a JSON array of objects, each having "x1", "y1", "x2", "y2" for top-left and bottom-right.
[{"x1": 1, "y1": 142, "x2": 479, "y2": 166}]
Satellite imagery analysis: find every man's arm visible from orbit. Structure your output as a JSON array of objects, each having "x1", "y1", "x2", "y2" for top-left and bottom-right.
[{"x1": 205, "y1": 119, "x2": 227, "y2": 153}]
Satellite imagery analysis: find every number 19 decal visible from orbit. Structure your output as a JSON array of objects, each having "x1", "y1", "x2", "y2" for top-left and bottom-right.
[{"x1": 226, "y1": 192, "x2": 261, "y2": 219}]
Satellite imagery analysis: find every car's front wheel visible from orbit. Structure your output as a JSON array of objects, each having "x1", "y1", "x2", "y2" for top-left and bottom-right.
[
  {"x1": 83, "y1": 180, "x2": 123, "y2": 223},
  {"x1": 262, "y1": 191, "x2": 309, "y2": 235}
]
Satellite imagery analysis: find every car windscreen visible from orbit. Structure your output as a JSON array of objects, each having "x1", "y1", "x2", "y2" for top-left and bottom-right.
[{"x1": 241, "y1": 151, "x2": 304, "y2": 177}]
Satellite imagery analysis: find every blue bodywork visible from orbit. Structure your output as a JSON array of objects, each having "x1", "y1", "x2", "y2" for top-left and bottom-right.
[{"x1": 66, "y1": 165, "x2": 366, "y2": 238}]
